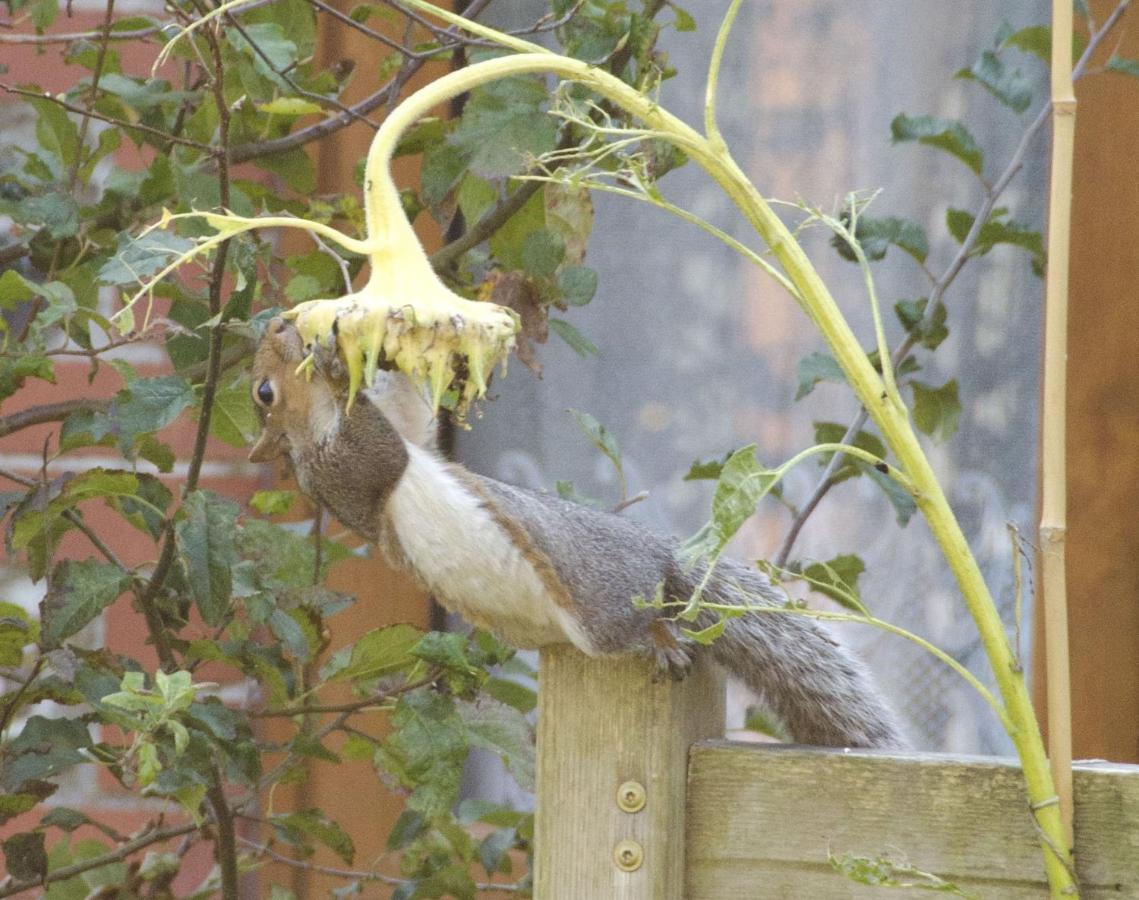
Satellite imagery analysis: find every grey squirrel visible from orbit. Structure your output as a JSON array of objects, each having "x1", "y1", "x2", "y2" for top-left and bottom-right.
[{"x1": 249, "y1": 317, "x2": 906, "y2": 749}]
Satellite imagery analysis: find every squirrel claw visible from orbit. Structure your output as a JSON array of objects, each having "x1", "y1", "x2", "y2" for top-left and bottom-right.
[
  {"x1": 648, "y1": 619, "x2": 694, "y2": 682},
  {"x1": 311, "y1": 328, "x2": 348, "y2": 388}
]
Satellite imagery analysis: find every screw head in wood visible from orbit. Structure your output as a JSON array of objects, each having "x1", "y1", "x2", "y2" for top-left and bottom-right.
[
  {"x1": 616, "y1": 780, "x2": 647, "y2": 813},
  {"x1": 613, "y1": 839, "x2": 644, "y2": 872}
]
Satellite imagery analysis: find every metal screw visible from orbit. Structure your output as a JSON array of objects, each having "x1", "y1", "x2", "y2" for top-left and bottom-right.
[
  {"x1": 613, "y1": 839, "x2": 644, "y2": 872},
  {"x1": 616, "y1": 780, "x2": 646, "y2": 813}
]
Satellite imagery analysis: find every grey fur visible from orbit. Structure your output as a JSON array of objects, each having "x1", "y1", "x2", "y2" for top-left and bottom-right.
[
  {"x1": 251, "y1": 320, "x2": 907, "y2": 750},
  {"x1": 478, "y1": 480, "x2": 907, "y2": 750}
]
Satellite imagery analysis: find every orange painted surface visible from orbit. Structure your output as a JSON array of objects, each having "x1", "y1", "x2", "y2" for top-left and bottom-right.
[{"x1": 1033, "y1": 3, "x2": 1139, "y2": 766}]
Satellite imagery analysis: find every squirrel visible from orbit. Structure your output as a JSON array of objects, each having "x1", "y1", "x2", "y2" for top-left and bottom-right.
[{"x1": 249, "y1": 317, "x2": 906, "y2": 749}]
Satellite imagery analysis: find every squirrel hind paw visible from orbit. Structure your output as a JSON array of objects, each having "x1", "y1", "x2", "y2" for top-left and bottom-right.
[{"x1": 648, "y1": 619, "x2": 695, "y2": 682}]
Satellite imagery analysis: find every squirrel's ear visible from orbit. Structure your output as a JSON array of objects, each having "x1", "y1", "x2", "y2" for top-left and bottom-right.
[{"x1": 263, "y1": 316, "x2": 305, "y2": 362}]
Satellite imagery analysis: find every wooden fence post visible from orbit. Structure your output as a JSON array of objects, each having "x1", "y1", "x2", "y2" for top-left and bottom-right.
[{"x1": 533, "y1": 645, "x2": 726, "y2": 899}]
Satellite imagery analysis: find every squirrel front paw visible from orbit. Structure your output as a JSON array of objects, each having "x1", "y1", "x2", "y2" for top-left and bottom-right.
[
  {"x1": 648, "y1": 619, "x2": 695, "y2": 682},
  {"x1": 310, "y1": 327, "x2": 349, "y2": 392}
]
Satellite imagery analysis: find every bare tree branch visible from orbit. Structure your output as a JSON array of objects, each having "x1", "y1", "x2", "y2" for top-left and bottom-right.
[{"x1": 775, "y1": 0, "x2": 1134, "y2": 566}]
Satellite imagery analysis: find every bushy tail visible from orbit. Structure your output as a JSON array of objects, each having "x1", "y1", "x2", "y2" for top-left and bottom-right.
[{"x1": 694, "y1": 557, "x2": 908, "y2": 749}]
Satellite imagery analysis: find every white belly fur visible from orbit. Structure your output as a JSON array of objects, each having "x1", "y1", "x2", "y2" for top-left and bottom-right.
[{"x1": 386, "y1": 442, "x2": 592, "y2": 652}]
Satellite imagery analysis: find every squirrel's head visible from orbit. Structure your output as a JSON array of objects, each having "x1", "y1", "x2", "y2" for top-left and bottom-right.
[{"x1": 248, "y1": 317, "x2": 339, "y2": 464}]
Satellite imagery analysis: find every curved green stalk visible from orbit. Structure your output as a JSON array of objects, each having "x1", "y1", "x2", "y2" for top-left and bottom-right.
[
  {"x1": 136, "y1": 4, "x2": 1076, "y2": 891},
  {"x1": 375, "y1": 5, "x2": 1076, "y2": 894},
  {"x1": 515, "y1": 175, "x2": 800, "y2": 298},
  {"x1": 689, "y1": 599, "x2": 1012, "y2": 732},
  {"x1": 704, "y1": 0, "x2": 744, "y2": 147}
]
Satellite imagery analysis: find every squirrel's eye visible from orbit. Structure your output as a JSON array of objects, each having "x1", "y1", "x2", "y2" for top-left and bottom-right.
[{"x1": 255, "y1": 379, "x2": 275, "y2": 406}]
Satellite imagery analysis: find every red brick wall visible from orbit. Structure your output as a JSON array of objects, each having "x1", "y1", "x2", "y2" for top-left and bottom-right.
[{"x1": 0, "y1": 4, "x2": 439, "y2": 895}]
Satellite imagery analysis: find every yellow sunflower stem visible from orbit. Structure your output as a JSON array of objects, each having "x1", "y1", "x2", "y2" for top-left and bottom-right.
[{"x1": 339, "y1": 24, "x2": 1078, "y2": 897}]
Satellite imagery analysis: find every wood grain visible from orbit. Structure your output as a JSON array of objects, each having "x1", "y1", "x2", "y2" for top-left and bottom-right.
[
  {"x1": 686, "y1": 742, "x2": 1139, "y2": 898},
  {"x1": 534, "y1": 646, "x2": 726, "y2": 899}
]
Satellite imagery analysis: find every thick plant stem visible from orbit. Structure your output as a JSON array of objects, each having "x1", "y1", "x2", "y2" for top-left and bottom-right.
[{"x1": 351, "y1": 33, "x2": 1080, "y2": 896}]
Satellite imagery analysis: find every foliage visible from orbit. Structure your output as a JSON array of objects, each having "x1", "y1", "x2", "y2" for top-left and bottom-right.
[
  {"x1": 0, "y1": 0, "x2": 681, "y2": 895},
  {"x1": 2, "y1": 0, "x2": 1135, "y2": 896}
]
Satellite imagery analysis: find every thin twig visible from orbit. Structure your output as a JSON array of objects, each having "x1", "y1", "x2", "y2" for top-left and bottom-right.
[
  {"x1": 0, "y1": 398, "x2": 111, "y2": 439},
  {"x1": 0, "y1": 822, "x2": 199, "y2": 898},
  {"x1": 0, "y1": 84, "x2": 215, "y2": 153},
  {"x1": 239, "y1": 837, "x2": 524, "y2": 893},
  {"x1": 226, "y1": 0, "x2": 493, "y2": 163},
  {"x1": 250, "y1": 671, "x2": 439, "y2": 719},
  {"x1": 225, "y1": 14, "x2": 380, "y2": 129},
  {"x1": 0, "y1": 657, "x2": 44, "y2": 736},
  {"x1": 774, "y1": 2, "x2": 1132, "y2": 566},
  {"x1": 0, "y1": 467, "x2": 133, "y2": 573}
]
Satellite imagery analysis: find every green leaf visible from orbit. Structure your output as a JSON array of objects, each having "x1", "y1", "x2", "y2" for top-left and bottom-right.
[
  {"x1": 175, "y1": 491, "x2": 240, "y2": 627},
  {"x1": 98, "y1": 231, "x2": 197, "y2": 286},
  {"x1": 549, "y1": 318, "x2": 598, "y2": 357},
  {"x1": 457, "y1": 697, "x2": 535, "y2": 791},
  {"x1": 684, "y1": 446, "x2": 777, "y2": 561},
  {"x1": 894, "y1": 298, "x2": 949, "y2": 351},
  {"x1": 489, "y1": 187, "x2": 546, "y2": 270},
  {"x1": 800, "y1": 555, "x2": 867, "y2": 612},
  {"x1": 544, "y1": 183, "x2": 593, "y2": 266},
  {"x1": 683, "y1": 452, "x2": 735, "y2": 481},
  {"x1": 957, "y1": 50, "x2": 1033, "y2": 113},
  {"x1": 269, "y1": 608, "x2": 313, "y2": 662},
  {"x1": 39, "y1": 807, "x2": 92, "y2": 832},
  {"x1": 1106, "y1": 55, "x2": 1139, "y2": 79},
  {"x1": 0, "y1": 601, "x2": 37, "y2": 667},
  {"x1": 257, "y1": 97, "x2": 322, "y2": 116},
  {"x1": 328, "y1": 623, "x2": 423, "y2": 682},
  {"x1": 393, "y1": 116, "x2": 449, "y2": 157},
  {"x1": 112, "y1": 473, "x2": 173, "y2": 539},
  {"x1": 20, "y1": 191, "x2": 80, "y2": 238},
  {"x1": 456, "y1": 172, "x2": 498, "y2": 225},
  {"x1": 483, "y1": 677, "x2": 537, "y2": 714},
  {"x1": 284, "y1": 274, "x2": 323, "y2": 304},
  {"x1": 567, "y1": 409, "x2": 623, "y2": 484},
  {"x1": 377, "y1": 691, "x2": 468, "y2": 817},
  {"x1": 945, "y1": 208, "x2": 1044, "y2": 272},
  {"x1": 890, "y1": 114, "x2": 983, "y2": 175},
  {"x1": 411, "y1": 631, "x2": 482, "y2": 679},
  {"x1": 272, "y1": 810, "x2": 355, "y2": 864},
  {"x1": 910, "y1": 379, "x2": 962, "y2": 442},
  {"x1": 1002, "y1": 25, "x2": 1051, "y2": 62},
  {"x1": 40, "y1": 559, "x2": 131, "y2": 648},
  {"x1": 209, "y1": 376, "x2": 258, "y2": 448},
  {"x1": 557, "y1": 265, "x2": 598, "y2": 306},
  {"x1": 1, "y1": 716, "x2": 92, "y2": 790},
  {"x1": 255, "y1": 148, "x2": 316, "y2": 195},
  {"x1": 668, "y1": 1, "x2": 696, "y2": 31},
  {"x1": 795, "y1": 352, "x2": 846, "y2": 400},
  {"x1": 832, "y1": 215, "x2": 928, "y2": 264},
  {"x1": 0, "y1": 783, "x2": 56, "y2": 825},
  {"x1": 9, "y1": 469, "x2": 140, "y2": 579},
  {"x1": 0, "y1": 356, "x2": 55, "y2": 403},
  {"x1": 420, "y1": 140, "x2": 468, "y2": 209},
  {"x1": 228, "y1": 22, "x2": 298, "y2": 88},
  {"x1": 108, "y1": 376, "x2": 195, "y2": 452},
  {"x1": 29, "y1": 95, "x2": 79, "y2": 169},
  {"x1": 478, "y1": 827, "x2": 517, "y2": 877},
  {"x1": 811, "y1": 422, "x2": 888, "y2": 485},
  {"x1": 449, "y1": 77, "x2": 558, "y2": 177},
  {"x1": 520, "y1": 229, "x2": 566, "y2": 279},
  {"x1": 250, "y1": 490, "x2": 295, "y2": 516},
  {"x1": 3, "y1": 832, "x2": 47, "y2": 884}
]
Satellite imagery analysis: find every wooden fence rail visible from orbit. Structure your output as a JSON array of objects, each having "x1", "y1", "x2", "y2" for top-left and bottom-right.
[{"x1": 533, "y1": 647, "x2": 1139, "y2": 899}]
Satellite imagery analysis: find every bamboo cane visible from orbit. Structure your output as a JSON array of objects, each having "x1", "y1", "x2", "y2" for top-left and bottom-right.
[{"x1": 1041, "y1": 0, "x2": 1077, "y2": 852}]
